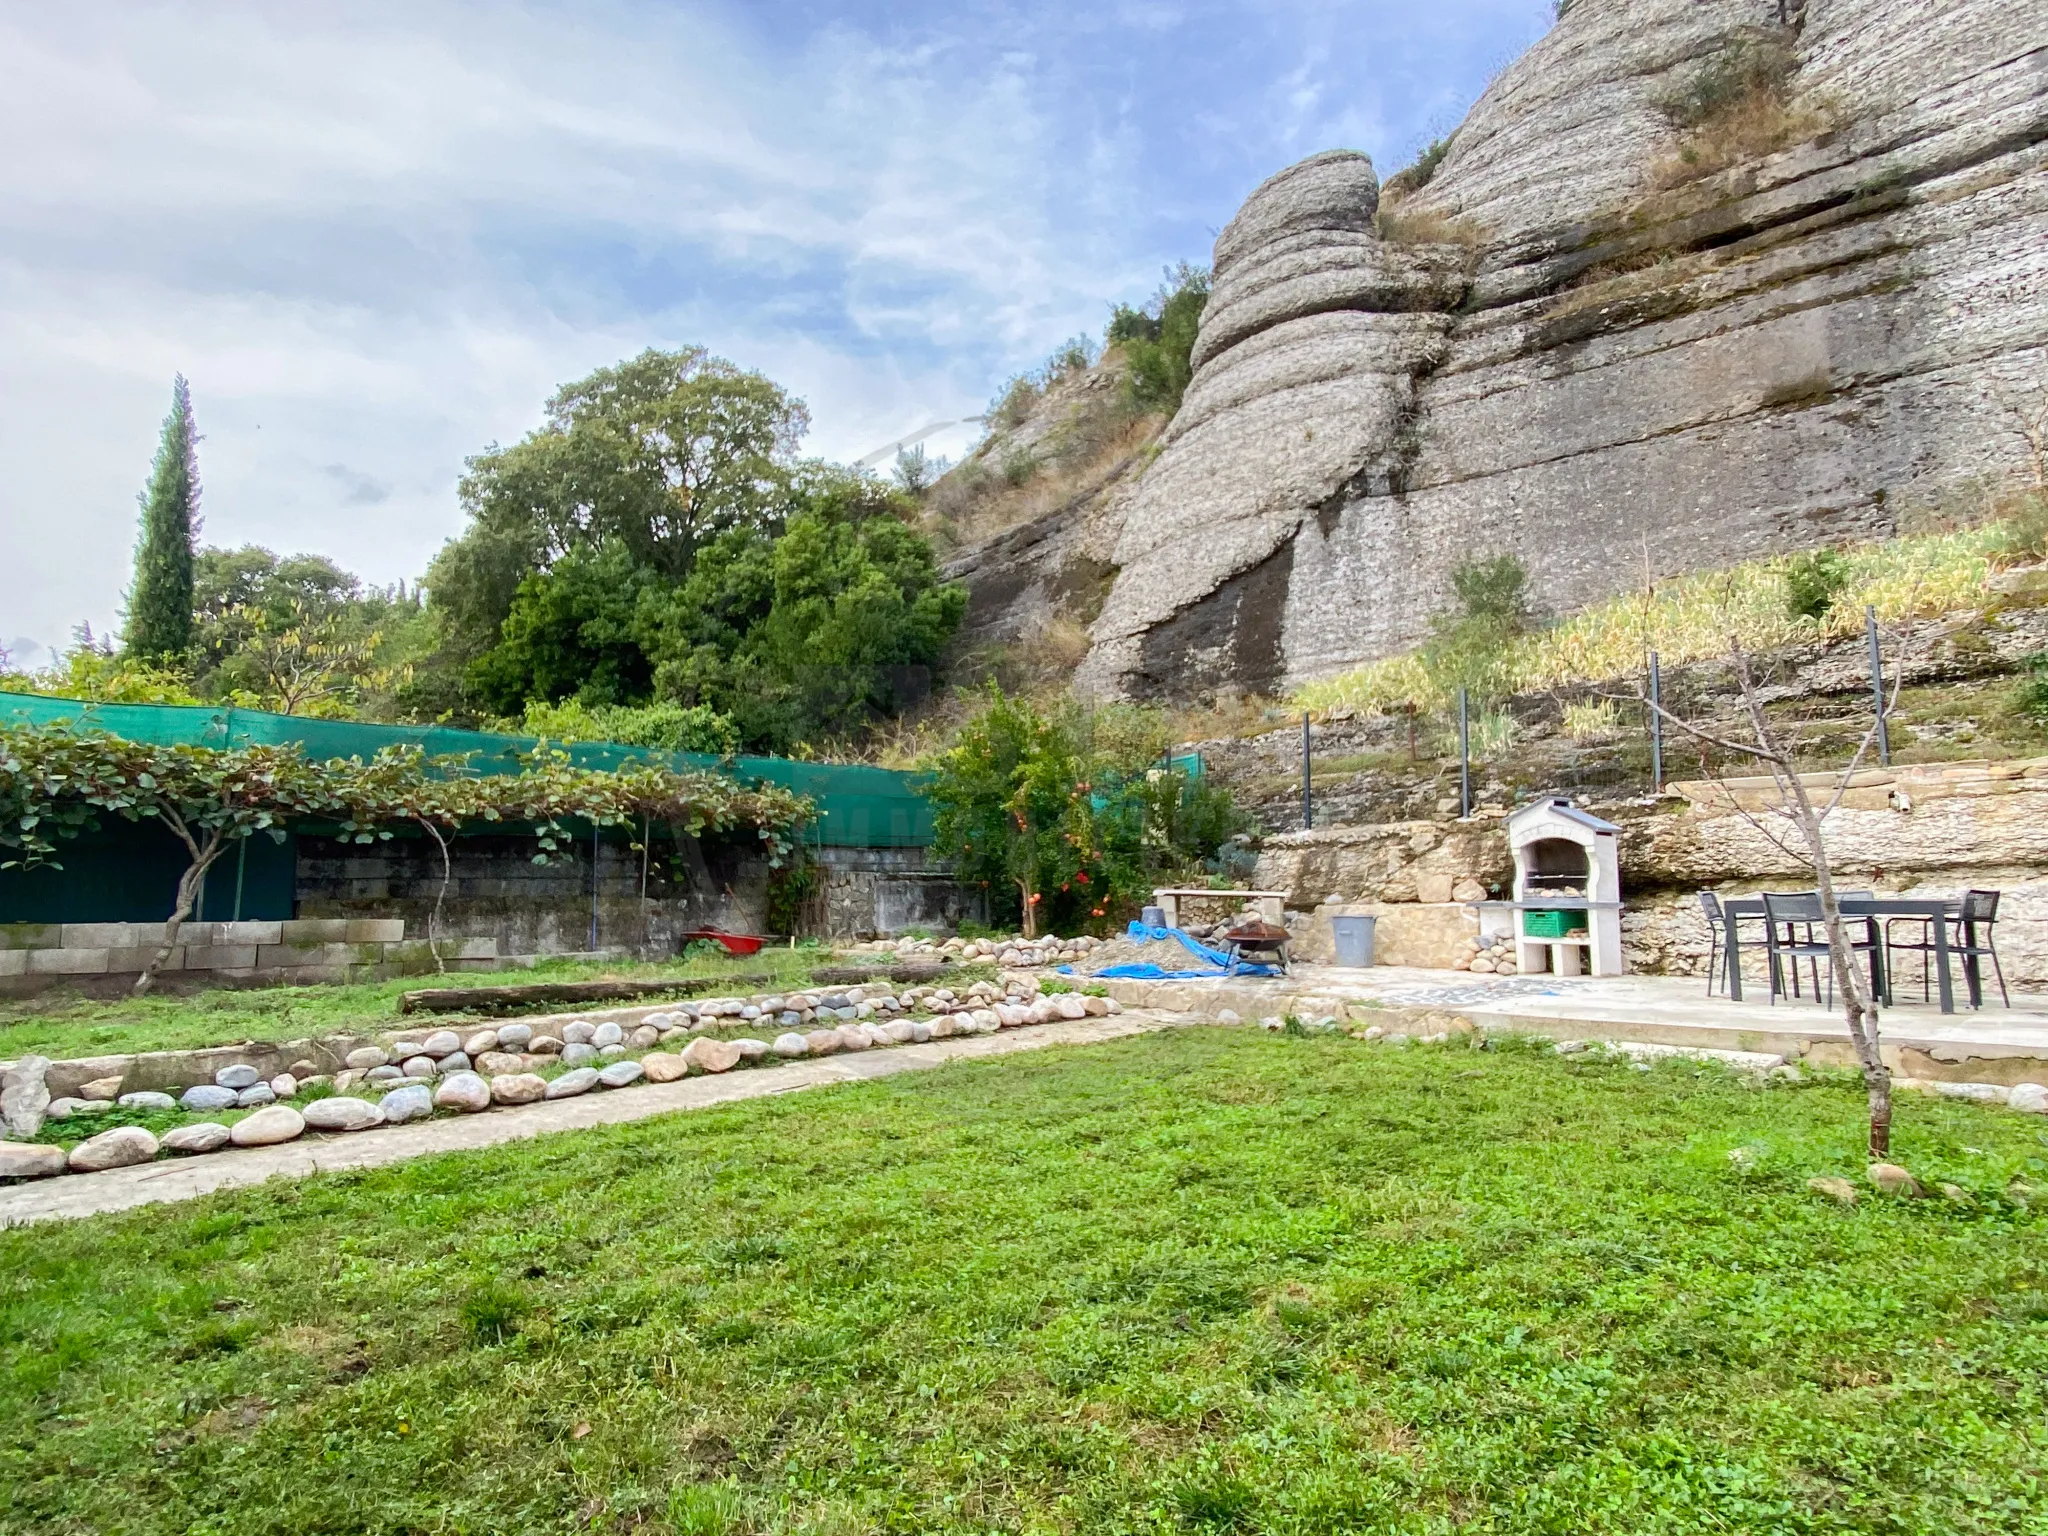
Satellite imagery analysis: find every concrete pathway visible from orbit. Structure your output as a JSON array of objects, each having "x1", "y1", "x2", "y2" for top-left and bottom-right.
[
  {"x1": 0, "y1": 1012, "x2": 1189, "y2": 1229},
  {"x1": 1101, "y1": 966, "x2": 2048, "y2": 1080}
]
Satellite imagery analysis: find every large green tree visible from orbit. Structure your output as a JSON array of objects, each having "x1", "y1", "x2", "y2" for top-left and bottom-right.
[
  {"x1": 466, "y1": 541, "x2": 657, "y2": 715},
  {"x1": 428, "y1": 348, "x2": 809, "y2": 667},
  {"x1": 642, "y1": 467, "x2": 967, "y2": 751},
  {"x1": 125, "y1": 376, "x2": 200, "y2": 661},
  {"x1": 464, "y1": 464, "x2": 966, "y2": 752}
]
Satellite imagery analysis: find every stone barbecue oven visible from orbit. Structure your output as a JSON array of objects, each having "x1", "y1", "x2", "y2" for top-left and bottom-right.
[{"x1": 1500, "y1": 799, "x2": 1624, "y2": 977}]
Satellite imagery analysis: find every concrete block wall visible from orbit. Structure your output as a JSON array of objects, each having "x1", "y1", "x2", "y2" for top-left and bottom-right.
[{"x1": 0, "y1": 918, "x2": 515, "y2": 996}]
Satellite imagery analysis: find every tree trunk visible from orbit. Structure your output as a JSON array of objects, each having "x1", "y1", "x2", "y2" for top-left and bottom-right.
[
  {"x1": 1774, "y1": 749, "x2": 1893, "y2": 1156},
  {"x1": 1723, "y1": 638, "x2": 1893, "y2": 1157},
  {"x1": 419, "y1": 818, "x2": 452, "y2": 975},
  {"x1": 135, "y1": 834, "x2": 228, "y2": 995},
  {"x1": 1018, "y1": 877, "x2": 1037, "y2": 939}
]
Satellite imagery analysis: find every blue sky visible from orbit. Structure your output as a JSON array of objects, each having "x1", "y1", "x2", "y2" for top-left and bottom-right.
[{"x1": 0, "y1": 0, "x2": 1553, "y2": 662}]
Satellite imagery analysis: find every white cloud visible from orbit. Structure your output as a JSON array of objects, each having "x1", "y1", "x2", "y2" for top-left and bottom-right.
[{"x1": 0, "y1": 0, "x2": 1551, "y2": 655}]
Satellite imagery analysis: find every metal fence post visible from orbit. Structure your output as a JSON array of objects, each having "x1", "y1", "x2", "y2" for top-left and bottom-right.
[
  {"x1": 1648, "y1": 650, "x2": 1663, "y2": 793},
  {"x1": 1457, "y1": 687, "x2": 1471, "y2": 819},
  {"x1": 1866, "y1": 605, "x2": 1890, "y2": 766},
  {"x1": 1301, "y1": 713, "x2": 1313, "y2": 829}
]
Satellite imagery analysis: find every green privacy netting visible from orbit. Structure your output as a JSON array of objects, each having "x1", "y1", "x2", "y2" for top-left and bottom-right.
[{"x1": 0, "y1": 692, "x2": 935, "y2": 848}]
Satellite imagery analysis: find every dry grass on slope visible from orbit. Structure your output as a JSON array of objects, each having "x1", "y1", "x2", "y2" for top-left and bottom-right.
[{"x1": 1296, "y1": 515, "x2": 2027, "y2": 718}]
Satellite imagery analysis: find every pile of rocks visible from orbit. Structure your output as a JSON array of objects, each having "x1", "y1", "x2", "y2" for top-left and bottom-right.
[
  {"x1": 1454, "y1": 935, "x2": 1520, "y2": 975},
  {"x1": 0, "y1": 972, "x2": 1124, "y2": 1183},
  {"x1": 848, "y1": 933, "x2": 1103, "y2": 968}
]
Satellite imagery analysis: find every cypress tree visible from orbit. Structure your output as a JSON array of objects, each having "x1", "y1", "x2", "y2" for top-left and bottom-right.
[{"x1": 126, "y1": 375, "x2": 200, "y2": 661}]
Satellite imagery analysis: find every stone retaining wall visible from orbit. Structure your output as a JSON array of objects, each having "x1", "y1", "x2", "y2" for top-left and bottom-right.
[
  {"x1": 0, "y1": 918, "x2": 481, "y2": 995},
  {"x1": 1257, "y1": 757, "x2": 2048, "y2": 984}
]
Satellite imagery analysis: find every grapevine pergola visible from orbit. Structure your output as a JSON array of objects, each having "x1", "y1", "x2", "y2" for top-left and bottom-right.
[{"x1": 0, "y1": 725, "x2": 813, "y2": 992}]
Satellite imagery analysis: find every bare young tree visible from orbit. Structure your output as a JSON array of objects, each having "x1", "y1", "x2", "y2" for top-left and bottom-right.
[{"x1": 1623, "y1": 630, "x2": 1907, "y2": 1156}]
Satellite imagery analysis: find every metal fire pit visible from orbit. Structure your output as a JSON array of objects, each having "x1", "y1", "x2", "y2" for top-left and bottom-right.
[{"x1": 1219, "y1": 918, "x2": 1291, "y2": 975}]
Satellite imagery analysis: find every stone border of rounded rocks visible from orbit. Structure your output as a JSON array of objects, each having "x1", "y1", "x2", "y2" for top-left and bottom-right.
[
  {"x1": 849, "y1": 932, "x2": 1105, "y2": 968},
  {"x1": 0, "y1": 974, "x2": 1122, "y2": 1183}
]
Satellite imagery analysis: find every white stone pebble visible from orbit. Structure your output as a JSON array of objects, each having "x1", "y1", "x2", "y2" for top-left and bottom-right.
[
  {"x1": 117, "y1": 1091, "x2": 177, "y2": 1111},
  {"x1": 544, "y1": 1067, "x2": 600, "y2": 1100},
  {"x1": 379, "y1": 1085, "x2": 434, "y2": 1124},
  {"x1": 303, "y1": 1096, "x2": 384, "y2": 1132},
  {"x1": 433, "y1": 1072, "x2": 492, "y2": 1113},
  {"x1": 490, "y1": 1073, "x2": 548, "y2": 1105},
  {"x1": 229, "y1": 1105, "x2": 305, "y2": 1147},
  {"x1": 70, "y1": 1125, "x2": 161, "y2": 1170},
  {"x1": 162, "y1": 1122, "x2": 232, "y2": 1154}
]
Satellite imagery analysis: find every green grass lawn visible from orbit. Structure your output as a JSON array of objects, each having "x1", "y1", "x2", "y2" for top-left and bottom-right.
[
  {"x1": 0, "y1": 949, "x2": 842, "y2": 1063},
  {"x1": 4, "y1": 1030, "x2": 2047, "y2": 1535}
]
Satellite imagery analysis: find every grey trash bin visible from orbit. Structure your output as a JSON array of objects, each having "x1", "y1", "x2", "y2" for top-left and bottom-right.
[
  {"x1": 1140, "y1": 905, "x2": 1167, "y2": 929},
  {"x1": 1331, "y1": 914, "x2": 1376, "y2": 968}
]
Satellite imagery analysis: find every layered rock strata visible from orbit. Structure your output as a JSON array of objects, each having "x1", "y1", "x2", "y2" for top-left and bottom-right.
[{"x1": 1073, "y1": 0, "x2": 2048, "y2": 699}]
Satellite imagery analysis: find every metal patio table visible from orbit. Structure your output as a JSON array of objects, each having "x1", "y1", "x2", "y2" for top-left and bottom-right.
[{"x1": 1720, "y1": 896, "x2": 1967, "y2": 1012}]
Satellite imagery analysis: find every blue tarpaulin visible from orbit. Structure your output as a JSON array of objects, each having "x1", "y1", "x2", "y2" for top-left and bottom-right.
[{"x1": 1059, "y1": 921, "x2": 1282, "y2": 980}]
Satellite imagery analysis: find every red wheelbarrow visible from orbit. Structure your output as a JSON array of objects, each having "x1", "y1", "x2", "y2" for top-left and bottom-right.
[{"x1": 679, "y1": 928, "x2": 770, "y2": 957}]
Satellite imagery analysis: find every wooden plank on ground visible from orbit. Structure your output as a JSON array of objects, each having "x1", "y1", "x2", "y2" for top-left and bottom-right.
[{"x1": 399, "y1": 975, "x2": 771, "y2": 1016}]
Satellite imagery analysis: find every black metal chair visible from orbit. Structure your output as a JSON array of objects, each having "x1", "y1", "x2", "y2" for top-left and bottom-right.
[
  {"x1": 1762, "y1": 892, "x2": 1834, "y2": 1006},
  {"x1": 1831, "y1": 891, "x2": 1892, "y2": 1004},
  {"x1": 1886, "y1": 889, "x2": 2010, "y2": 1008},
  {"x1": 1699, "y1": 890, "x2": 1726, "y2": 995}
]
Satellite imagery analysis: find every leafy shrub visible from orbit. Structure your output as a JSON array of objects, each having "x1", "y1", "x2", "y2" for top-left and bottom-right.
[
  {"x1": 988, "y1": 374, "x2": 1043, "y2": 430},
  {"x1": 1782, "y1": 549, "x2": 1852, "y2": 621},
  {"x1": 923, "y1": 687, "x2": 1243, "y2": 936},
  {"x1": 517, "y1": 697, "x2": 740, "y2": 756},
  {"x1": 1001, "y1": 447, "x2": 1037, "y2": 488},
  {"x1": 1383, "y1": 135, "x2": 1454, "y2": 197},
  {"x1": 1996, "y1": 489, "x2": 2048, "y2": 562},
  {"x1": 2015, "y1": 653, "x2": 2048, "y2": 726},
  {"x1": 1421, "y1": 554, "x2": 1530, "y2": 703},
  {"x1": 1450, "y1": 555, "x2": 1530, "y2": 625},
  {"x1": 1107, "y1": 264, "x2": 1210, "y2": 415},
  {"x1": 0, "y1": 641, "x2": 201, "y2": 705},
  {"x1": 1656, "y1": 33, "x2": 1797, "y2": 130},
  {"x1": 1044, "y1": 335, "x2": 1098, "y2": 384}
]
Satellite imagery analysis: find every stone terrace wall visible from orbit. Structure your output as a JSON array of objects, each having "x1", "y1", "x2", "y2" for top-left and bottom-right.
[
  {"x1": 0, "y1": 918, "x2": 464, "y2": 998},
  {"x1": 1256, "y1": 756, "x2": 2048, "y2": 984}
]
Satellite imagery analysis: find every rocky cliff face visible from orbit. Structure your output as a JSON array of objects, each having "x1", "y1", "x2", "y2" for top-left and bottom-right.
[{"x1": 1063, "y1": 0, "x2": 2047, "y2": 700}]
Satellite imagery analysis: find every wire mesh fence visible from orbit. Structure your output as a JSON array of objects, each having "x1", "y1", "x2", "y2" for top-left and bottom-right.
[{"x1": 1288, "y1": 617, "x2": 1911, "y2": 830}]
